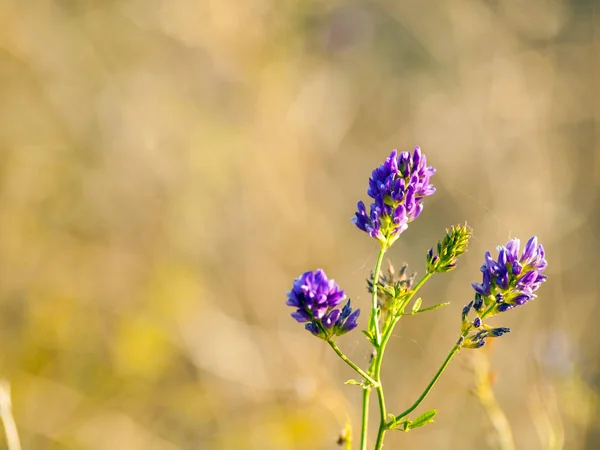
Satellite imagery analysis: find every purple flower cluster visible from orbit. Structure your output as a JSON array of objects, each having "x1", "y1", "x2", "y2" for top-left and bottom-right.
[
  {"x1": 286, "y1": 269, "x2": 360, "y2": 339},
  {"x1": 352, "y1": 147, "x2": 436, "y2": 247},
  {"x1": 471, "y1": 236, "x2": 547, "y2": 314}
]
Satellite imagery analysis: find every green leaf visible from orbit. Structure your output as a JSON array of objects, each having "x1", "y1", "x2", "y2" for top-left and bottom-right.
[
  {"x1": 382, "y1": 286, "x2": 395, "y2": 297},
  {"x1": 418, "y1": 302, "x2": 450, "y2": 313},
  {"x1": 362, "y1": 329, "x2": 377, "y2": 346},
  {"x1": 408, "y1": 410, "x2": 438, "y2": 429},
  {"x1": 400, "y1": 302, "x2": 450, "y2": 316},
  {"x1": 411, "y1": 297, "x2": 422, "y2": 314}
]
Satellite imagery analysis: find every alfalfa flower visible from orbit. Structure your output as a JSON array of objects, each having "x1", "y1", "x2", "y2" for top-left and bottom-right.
[
  {"x1": 286, "y1": 269, "x2": 360, "y2": 340},
  {"x1": 471, "y1": 236, "x2": 547, "y2": 316},
  {"x1": 352, "y1": 147, "x2": 436, "y2": 248},
  {"x1": 461, "y1": 236, "x2": 548, "y2": 349}
]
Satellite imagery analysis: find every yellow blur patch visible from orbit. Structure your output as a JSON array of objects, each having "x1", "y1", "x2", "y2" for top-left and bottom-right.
[{"x1": 112, "y1": 318, "x2": 173, "y2": 379}]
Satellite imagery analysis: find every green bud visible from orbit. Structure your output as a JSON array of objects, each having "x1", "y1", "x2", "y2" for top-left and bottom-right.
[{"x1": 426, "y1": 223, "x2": 473, "y2": 274}]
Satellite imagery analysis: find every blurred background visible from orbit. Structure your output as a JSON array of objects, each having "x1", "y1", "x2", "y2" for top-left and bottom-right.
[{"x1": 0, "y1": 0, "x2": 598, "y2": 449}]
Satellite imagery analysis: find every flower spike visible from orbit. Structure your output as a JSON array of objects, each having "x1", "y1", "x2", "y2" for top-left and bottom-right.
[
  {"x1": 352, "y1": 147, "x2": 436, "y2": 249},
  {"x1": 471, "y1": 236, "x2": 547, "y2": 316},
  {"x1": 287, "y1": 269, "x2": 360, "y2": 339},
  {"x1": 461, "y1": 236, "x2": 547, "y2": 349}
]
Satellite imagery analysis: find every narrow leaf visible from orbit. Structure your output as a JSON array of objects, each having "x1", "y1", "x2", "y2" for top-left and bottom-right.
[
  {"x1": 362, "y1": 329, "x2": 377, "y2": 346},
  {"x1": 401, "y1": 302, "x2": 450, "y2": 316},
  {"x1": 408, "y1": 410, "x2": 438, "y2": 429},
  {"x1": 418, "y1": 302, "x2": 450, "y2": 313}
]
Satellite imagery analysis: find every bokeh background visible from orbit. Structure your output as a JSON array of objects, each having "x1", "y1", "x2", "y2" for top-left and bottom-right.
[{"x1": 0, "y1": 0, "x2": 599, "y2": 449}]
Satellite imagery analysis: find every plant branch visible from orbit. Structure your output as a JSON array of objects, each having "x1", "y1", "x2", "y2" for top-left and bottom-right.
[
  {"x1": 372, "y1": 272, "x2": 433, "y2": 449},
  {"x1": 327, "y1": 340, "x2": 378, "y2": 387},
  {"x1": 390, "y1": 331, "x2": 468, "y2": 425},
  {"x1": 370, "y1": 244, "x2": 386, "y2": 346}
]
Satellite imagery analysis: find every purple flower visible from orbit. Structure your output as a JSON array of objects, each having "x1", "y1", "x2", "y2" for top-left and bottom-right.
[
  {"x1": 286, "y1": 269, "x2": 360, "y2": 339},
  {"x1": 471, "y1": 236, "x2": 547, "y2": 316},
  {"x1": 352, "y1": 147, "x2": 436, "y2": 248}
]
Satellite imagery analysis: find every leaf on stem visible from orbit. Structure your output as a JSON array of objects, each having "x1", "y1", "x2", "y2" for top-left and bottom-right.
[
  {"x1": 417, "y1": 302, "x2": 450, "y2": 313},
  {"x1": 408, "y1": 410, "x2": 438, "y2": 429},
  {"x1": 390, "y1": 410, "x2": 438, "y2": 432},
  {"x1": 362, "y1": 329, "x2": 377, "y2": 346},
  {"x1": 411, "y1": 297, "x2": 422, "y2": 313},
  {"x1": 400, "y1": 302, "x2": 450, "y2": 316}
]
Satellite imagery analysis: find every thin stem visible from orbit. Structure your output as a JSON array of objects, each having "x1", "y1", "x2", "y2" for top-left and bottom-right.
[
  {"x1": 373, "y1": 353, "x2": 387, "y2": 450},
  {"x1": 360, "y1": 375, "x2": 372, "y2": 450},
  {"x1": 360, "y1": 243, "x2": 386, "y2": 449},
  {"x1": 410, "y1": 273, "x2": 432, "y2": 298},
  {"x1": 327, "y1": 340, "x2": 378, "y2": 387},
  {"x1": 391, "y1": 331, "x2": 468, "y2": 425},
  {"x1": 360, "y1": 355, "x2": 378, "y2": 450},
  {"x1": 373, "y1": 272, "x2": 433, "y2": 449},
  {"x1": 370, "y1": 244, "x2": 386, "y2": 346},
  {"x1": 372, "y1": 313, "x2": 395, "y2": 449}
]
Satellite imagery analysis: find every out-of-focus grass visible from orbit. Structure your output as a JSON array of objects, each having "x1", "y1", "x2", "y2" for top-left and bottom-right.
[{"x1": 0, "y1": 1, "x2": 598, "y2": 448}]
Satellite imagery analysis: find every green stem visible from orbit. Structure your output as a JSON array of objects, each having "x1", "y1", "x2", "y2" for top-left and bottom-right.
[
  {"x1": 409, "y1": 273, "x2": 432, "y2": 299},
  {"x1": 390, "y1": 330, "x2": 468, "y2": 425},
  {"x1": 373, "y1": 345, "x2": 388, "y2": 450},
  {"x1": 360, "y1": 243, "x2": 386, "y2": 449},
  {"x1": 360, "y1": 365, "x2": 373, "y2": 450},
  {"x1": 370, "y1": 244, "x2": 386, "y2": 346},
  {"x1": 327, "y1": 340, "x2": 378, "y2": 387},
  {"x1": 373, "y1": 272, "x2": 433, "y2": 449}
]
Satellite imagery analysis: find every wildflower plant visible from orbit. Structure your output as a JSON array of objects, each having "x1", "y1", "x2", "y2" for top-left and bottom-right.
[{"x1": 285, "y1": 147, "x2": 548, "y2": 449}]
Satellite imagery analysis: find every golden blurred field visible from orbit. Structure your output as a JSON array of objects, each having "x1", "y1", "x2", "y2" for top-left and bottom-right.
[{"x1": 0, "y1": 1, "x2": 599, "y2": 449}]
